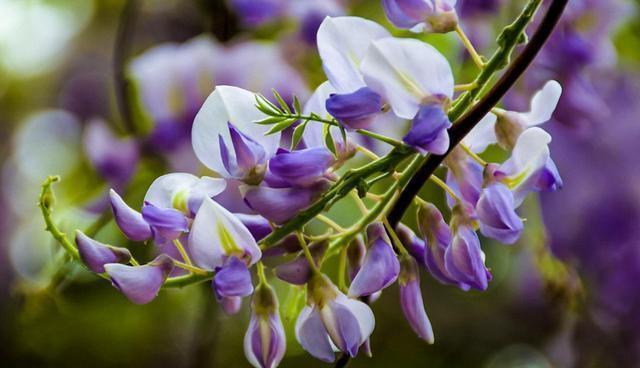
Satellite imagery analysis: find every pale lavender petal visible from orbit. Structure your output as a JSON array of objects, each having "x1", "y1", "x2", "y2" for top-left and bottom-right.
[
  {"x1": 476, "y1": 183, "x2": 524, "y2": 244},
  {"x1": 382, "y1": 0, "x2": 423, "y2": 29},
  {"x1": 109, "y1": 189, "x2": 152, "y2": 241},
  {"x1": 75, "y1": 230, "x2": 131, "y2": 273},
  {"x1": 104, "y1": 254, "x2": 174, "y2": 304},
  {"x1": 296, "y1": 307, "x2": 336, "y2": 363},
  {"x1": 325, "y1": 300, "x2": 362, "y2": 357}
]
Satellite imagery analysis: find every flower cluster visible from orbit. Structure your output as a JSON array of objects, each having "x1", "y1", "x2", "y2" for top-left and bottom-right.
[{"x1": 41, "y1": 1, "x2": 566, "y2": 367}]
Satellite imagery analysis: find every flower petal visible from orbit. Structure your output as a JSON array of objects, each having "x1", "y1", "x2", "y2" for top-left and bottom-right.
[
  {"x1": 399, "y1": 256, "x2": 434, "y2": 343},
  {"x1": 241, "y1": 182, "x2": 328, "y2": 224},
  {"x1": 325, "y1": 87, "x2": 383, "y2": 130},
  {"x1": 463, "y1": 113, "x2": 498, "y2": 153},
  {"x1": 213, "y1": 256, "x2": 254, "y2": 297},
  {"x1": 317, "y1": 16, "x2": 391, "y2": 93},
  {"x1": 403, "y1": 104, "x2": 452, "y2": 154},
  {"x1": 109, "y1": 189, "x2": 152, "y2": 241},
  {"x1": 295, "y1": 306, "x2": 336, "y2": 363},
  {"x1": 104, "y1": 254, "x2": 174, "y2": 304},
  {"x1": 361, "y1": 37, "x2": 454, "y2": 119},
  {"x1": 75, "y1": 230, "x2": 132, "y2": 273},
  {"x1": 267, "y1": 147, "x2": 334, "y2": 188},
  {"x1": 476, "y1": 183, "x2": 524, "y2": 245},
  {"x1": 519, "y1": 80, "x2": 562, "y2": 126},
  {"x1": 144, "y1": 173, "x2": 226, "y2": 216},
  {"x1": 348, "y1": 238, "x2": 400, "y2": 297},
  {"x1": 444, "y1": 227, "x2": 490, "y2": 291}
]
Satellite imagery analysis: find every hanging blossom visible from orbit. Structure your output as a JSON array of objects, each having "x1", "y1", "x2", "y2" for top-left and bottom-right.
[{"x1": 382, "y1": 0, "x2": 459, "y2": 33}]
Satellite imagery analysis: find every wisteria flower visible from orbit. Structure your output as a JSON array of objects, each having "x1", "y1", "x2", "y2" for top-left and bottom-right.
[
  {"x1": 104, "y1": 254, "x2": 174, "y2": 304},
  {"x1": 382, "y1": 0, "x2": 459, "y2": 33},
  {"x1": 296, "y1": 274, "x2": 375, "y2": 362},
  {"x1": 191, "y1": 86, "x2": 281, "y2": 183},
  {"x1": 244, "y1": 282, "x2": 286, "y2": 368}
]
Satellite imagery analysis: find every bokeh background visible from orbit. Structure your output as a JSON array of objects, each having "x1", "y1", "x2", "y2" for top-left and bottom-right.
[{"x1": 1, "y1": 0, "x2": 639, "y2": 367}]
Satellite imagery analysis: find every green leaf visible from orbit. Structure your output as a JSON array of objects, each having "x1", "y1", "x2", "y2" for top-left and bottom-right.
[
  {"x1": 255, "y1": 94, "x2": 281, "y2": 115},
  {"x1": 291, "y1": 119, "x2": 309, "y2": 150},
  {"x1": 265, "y1": 118, "x2": 297, "y2": 135},
  {"x1": 254, "y1": 116, "x2": 286, "y2": 125},
  {"x1": 292, "y1": 96, "x2": 302, "y2": 115},
  {"x1": 272, "y1": 89, "x2": 291, "y2": 114},
  {"x1": 323, "y1": 124, "x2": 337, "y2": 157}
]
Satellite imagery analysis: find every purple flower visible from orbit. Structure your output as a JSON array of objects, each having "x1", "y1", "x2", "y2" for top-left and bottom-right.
[
  {"x1": 382, "y1": 0, "x2": 458, "y2": 33},
  {"x1": 395, "y1": 223, "x2": 426, "y2": 265},
  {"x1": 229, "y1": 0, "x2": 285, "y2": 27},
  {"x1": 104, "y1": 254, "x2": 174, "y2": 304},
  {"x1": 109, "y1": 189, "x2": 153, "y2": 241},
  {"x1": 219, "y1": 122, "x2": 268, "y2": 184},
  {"x1": 296, "y1": 274, "x2": 375, "y2": 362},
  {"x1": 75, "y1": 230, "x2": 132, "y2": 273},
  {"x1": 444, "y1": 225, "x2": 491, "y2": 291},
  {"x1": 445, "y1": 150, "x2": 484, "y2": 206},
  {"x1": 349, "y1": 235, "x2": 400, "y2": 298},
  {"x1": 213, "y1": 256, "x2": 254, "y2": 299},
  {"x1": 325, "y1": 87, "x2": 383, "y2": 130},
  {"x1": 415, "y1": 202, "x2": 464, "y2": 286},
  {"x1": 476, "y1": 183, "x2": 524, "y2": 245},
  {"x1": 534, "y1": 157, "x2": 563, "y2": 192},
  {"x1": 244, "y1": 283, "x2": 286, "y2": 368},
  {"x1": 192, "y1": 86, "x2": 281, "y2": 181},
  {"x1": 266, "y1": 147, "x2": 334, "y2": 188},
  {"x1": 83, "y1": 119, "x2": 139, "y2": 185},
  {"x1": 403, "y1": 104, "x2": 452, "y2": 155},
  {"x1": 399, "y1": 255, "x2": 434, "y2": 343}
]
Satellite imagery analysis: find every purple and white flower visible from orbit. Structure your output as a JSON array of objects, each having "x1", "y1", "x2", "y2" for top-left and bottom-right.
[
  {"x1": 104, "y1": 254, "x2": 174, "y2": 304},
  {"x1": 382, "y1": 0, "x2": 459, "y2": 33},
  {"x1": 244, "y1": 282, "x2": 286, "y2": 368},
  {"x1": 296, "y1": 274, "x2": 375, "y2": 362}
]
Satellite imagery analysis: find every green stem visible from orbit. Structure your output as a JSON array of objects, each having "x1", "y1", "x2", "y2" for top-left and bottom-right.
[{"x1": 39, "y1": 176, "x2": 80, "y2": 259}]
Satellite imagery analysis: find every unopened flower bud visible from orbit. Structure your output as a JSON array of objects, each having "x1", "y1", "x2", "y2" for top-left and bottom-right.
[{"x1": 75, "y1": 230, "x2": 131, "y2": 273}]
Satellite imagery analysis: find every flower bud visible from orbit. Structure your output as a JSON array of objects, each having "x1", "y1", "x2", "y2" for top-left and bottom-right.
[
  {"x1": 104, "y1": 254, "x2": 174, "y2": 304},
  {"x1": 109, "y1": 189, "x2": 152, "y2": 241},
  {"x1": 399, "y1": 255, "x2": 434, "y2": 343},
  {"x1": 347, "y1": 237, "x2": 366, "y2": 281},
  {"x1": 382, "y1": 0, "x2": 458, "y2": 33},
  {"x1": 75, "y1": 230, "x2": 131, "y2": 273},
  {"x1": 244, "y1": 283, "x2": 286, "y2": 368},
  {"x1": 349, "y1": 236, "x2": 400, "y2": 298}
]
